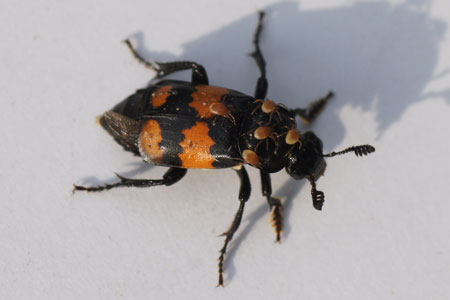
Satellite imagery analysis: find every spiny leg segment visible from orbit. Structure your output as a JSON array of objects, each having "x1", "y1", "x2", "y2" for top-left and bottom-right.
[
  {"x1": 123, "y1": 39, "x2": 209, "y2": 85},
  {"x1": 73, "y1": 167, "x2": 187, "y2": 193}
]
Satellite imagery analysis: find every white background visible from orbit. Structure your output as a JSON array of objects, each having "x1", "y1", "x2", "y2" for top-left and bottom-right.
[{"x1": 1, "y1": 0, "x2": 450, "y2": 299}]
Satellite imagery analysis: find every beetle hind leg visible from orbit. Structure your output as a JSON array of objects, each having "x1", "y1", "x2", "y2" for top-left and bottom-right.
[
  {"x1": 292, "y1": 91, "x2": 334, "y2": 124},
  {"x1": 73, "y1": 167, "x2": 187, "y2": 193},
  {"x1": 123, "y1": 39, "x2": 209, "y2": 85}
]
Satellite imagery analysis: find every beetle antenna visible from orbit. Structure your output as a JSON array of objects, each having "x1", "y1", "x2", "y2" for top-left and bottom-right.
[
  {"x1": 322, "y1": 144, "x2": 375, "y2": 157},
  {"x1": 307, "y1": 176, "x2": 325, "y2": 211}
]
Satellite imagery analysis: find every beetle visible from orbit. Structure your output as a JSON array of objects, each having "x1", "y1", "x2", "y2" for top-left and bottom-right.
[{"x1": 74, "y1": 11, "x2": 375, "y2": 286}]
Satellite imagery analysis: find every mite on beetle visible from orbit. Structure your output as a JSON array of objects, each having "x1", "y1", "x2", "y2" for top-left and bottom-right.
[{"x1": 74, "y1": 11, "x2": 375, "y2": 286}]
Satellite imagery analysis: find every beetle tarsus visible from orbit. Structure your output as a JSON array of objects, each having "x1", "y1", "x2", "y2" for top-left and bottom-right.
[
  {"x1": 73, "y1": 168, "x2": 187, "y2": 193},
  {"x1": 217, "y1": 166, "x2": 250, "y2": 286},
  {"x1": 260, "y1": 171, "x2": 283, "y2": 241},
  {"x1": 270, "y1": 200, "x2": 283, "y2": 242},
  {"x1": 218, "y1": 200, "x2": 246, "y2": 287},
  {"x1": 123, "y1": 39, "x2": 161, "y2": 72},
  {"x1": 123, "y1": 38, "x2": 209, "y2": 84}
]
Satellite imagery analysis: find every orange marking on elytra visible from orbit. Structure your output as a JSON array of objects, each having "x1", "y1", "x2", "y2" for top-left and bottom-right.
[
  {"x1": 190, "y1": 85, "x2": 229, "y2": 118},
  {"x1": 139, "y1": 120, "x2": 164, "y2": 163},
  {"x1": 179, "y1": 122, "x2": 216, "y2": 168},
  {"x1": 152, "y1": 85, "x2": 172, "y2": 107}
]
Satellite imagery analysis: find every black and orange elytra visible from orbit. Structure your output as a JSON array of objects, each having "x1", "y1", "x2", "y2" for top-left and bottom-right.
[{"x1": 74, "y1": 11, "x2": 375, "y2": 286}]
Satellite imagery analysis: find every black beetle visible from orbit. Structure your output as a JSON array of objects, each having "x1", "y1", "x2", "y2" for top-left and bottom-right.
[{"x1": 75, "y1": 11, "x2": 375, "y2": 286}]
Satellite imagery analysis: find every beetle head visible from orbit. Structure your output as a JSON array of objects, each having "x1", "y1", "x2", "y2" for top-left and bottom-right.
[
  {"x1": 286, "y1": 131, "x2": 375, "y2": 210},
  {"x1": 285, "y1": 131, "x2": 326, "y2": 180}
]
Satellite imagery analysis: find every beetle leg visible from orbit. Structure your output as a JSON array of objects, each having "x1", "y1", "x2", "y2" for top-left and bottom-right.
[
  {"x1": 217, "y1": 165, "x2": 251, "y2": 286},
  {"x1": 73, "y1": 167, "x2": 187, "y2": 193},
  {"x1": 250, "y1": 11, "x2": 268, "y2": 100},
  {"x1": 292, "y1": 91, "x2": 334, "y2": 124},
  {"x1": 260, "y1": 171, "x2": 283, "y2": 242},
  {"x1": 151, "y1": 61, "x2": 209, "y2": 85},
  {"x1": 123, "y1": 39, "x2": 209, "y2": 85}
]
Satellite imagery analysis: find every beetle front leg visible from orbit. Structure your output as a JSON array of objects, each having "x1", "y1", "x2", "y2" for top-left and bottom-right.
[
  {"x1": 217, "y1": 165, "x2": 251, "y2": 286},
  {"x1": 73, "y1": 167, "x2": 187, "y2": 192},
  {"x1": 260, "y1": 171, "x2": 283, "y2": 242},
  {"x1": 123, "y1": 39, "x2": 209, "y2": 85},
  {"x1": 291, "y1": 91, "x2": 334, "y2": 124}
]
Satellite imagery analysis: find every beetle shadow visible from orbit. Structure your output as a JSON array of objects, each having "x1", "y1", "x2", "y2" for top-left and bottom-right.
[
  {"x1": 130, "y1": 0, "x2": 448, "y2": 145},
  {"x1": 127, "y1": 0, "x2": 448, "y2": 283}
]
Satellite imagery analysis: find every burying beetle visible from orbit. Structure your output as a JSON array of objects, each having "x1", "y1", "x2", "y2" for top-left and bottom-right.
[{"x1": 74, "y1": 11, "x2": 375, "y2": 286}]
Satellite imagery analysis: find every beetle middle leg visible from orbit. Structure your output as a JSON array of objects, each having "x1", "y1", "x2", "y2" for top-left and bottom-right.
[
  {"x1": 291, "y1": 91, "x2": 334, "y2": 124},
  {"x1": 73, "y1": 167, "x2": 187, "y2": 192},
  {"x1": 250, "y1": 12, "x2": 284, "y2": 241},
  {"x1": 123, "y1": 39, "x2": 209, "y2": 85},
  {"x1": 260, "y1": 171, "x2": 283, "y2": 242},
  {"x1": 250, "y1": 11, "x2": 268, "y2": 100},
  {"x1": 217, "y1": 165, "x2": 251, "y2": 286}
]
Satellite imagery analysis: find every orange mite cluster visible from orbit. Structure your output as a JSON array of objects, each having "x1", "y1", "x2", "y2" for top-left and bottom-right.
[{"x1": 241, "y1": 99, "x2": 301, "y2": 167}]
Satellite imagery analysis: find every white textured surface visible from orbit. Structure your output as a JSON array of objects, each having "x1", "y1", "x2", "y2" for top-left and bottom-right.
[{"x1": 1, "y1": 0, "x2": 450, "y2": 299}]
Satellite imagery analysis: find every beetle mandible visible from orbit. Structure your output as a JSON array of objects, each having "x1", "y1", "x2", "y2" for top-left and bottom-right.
[{"x1": 74, "y1": 11, "x2": 375, "y2": 286}]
